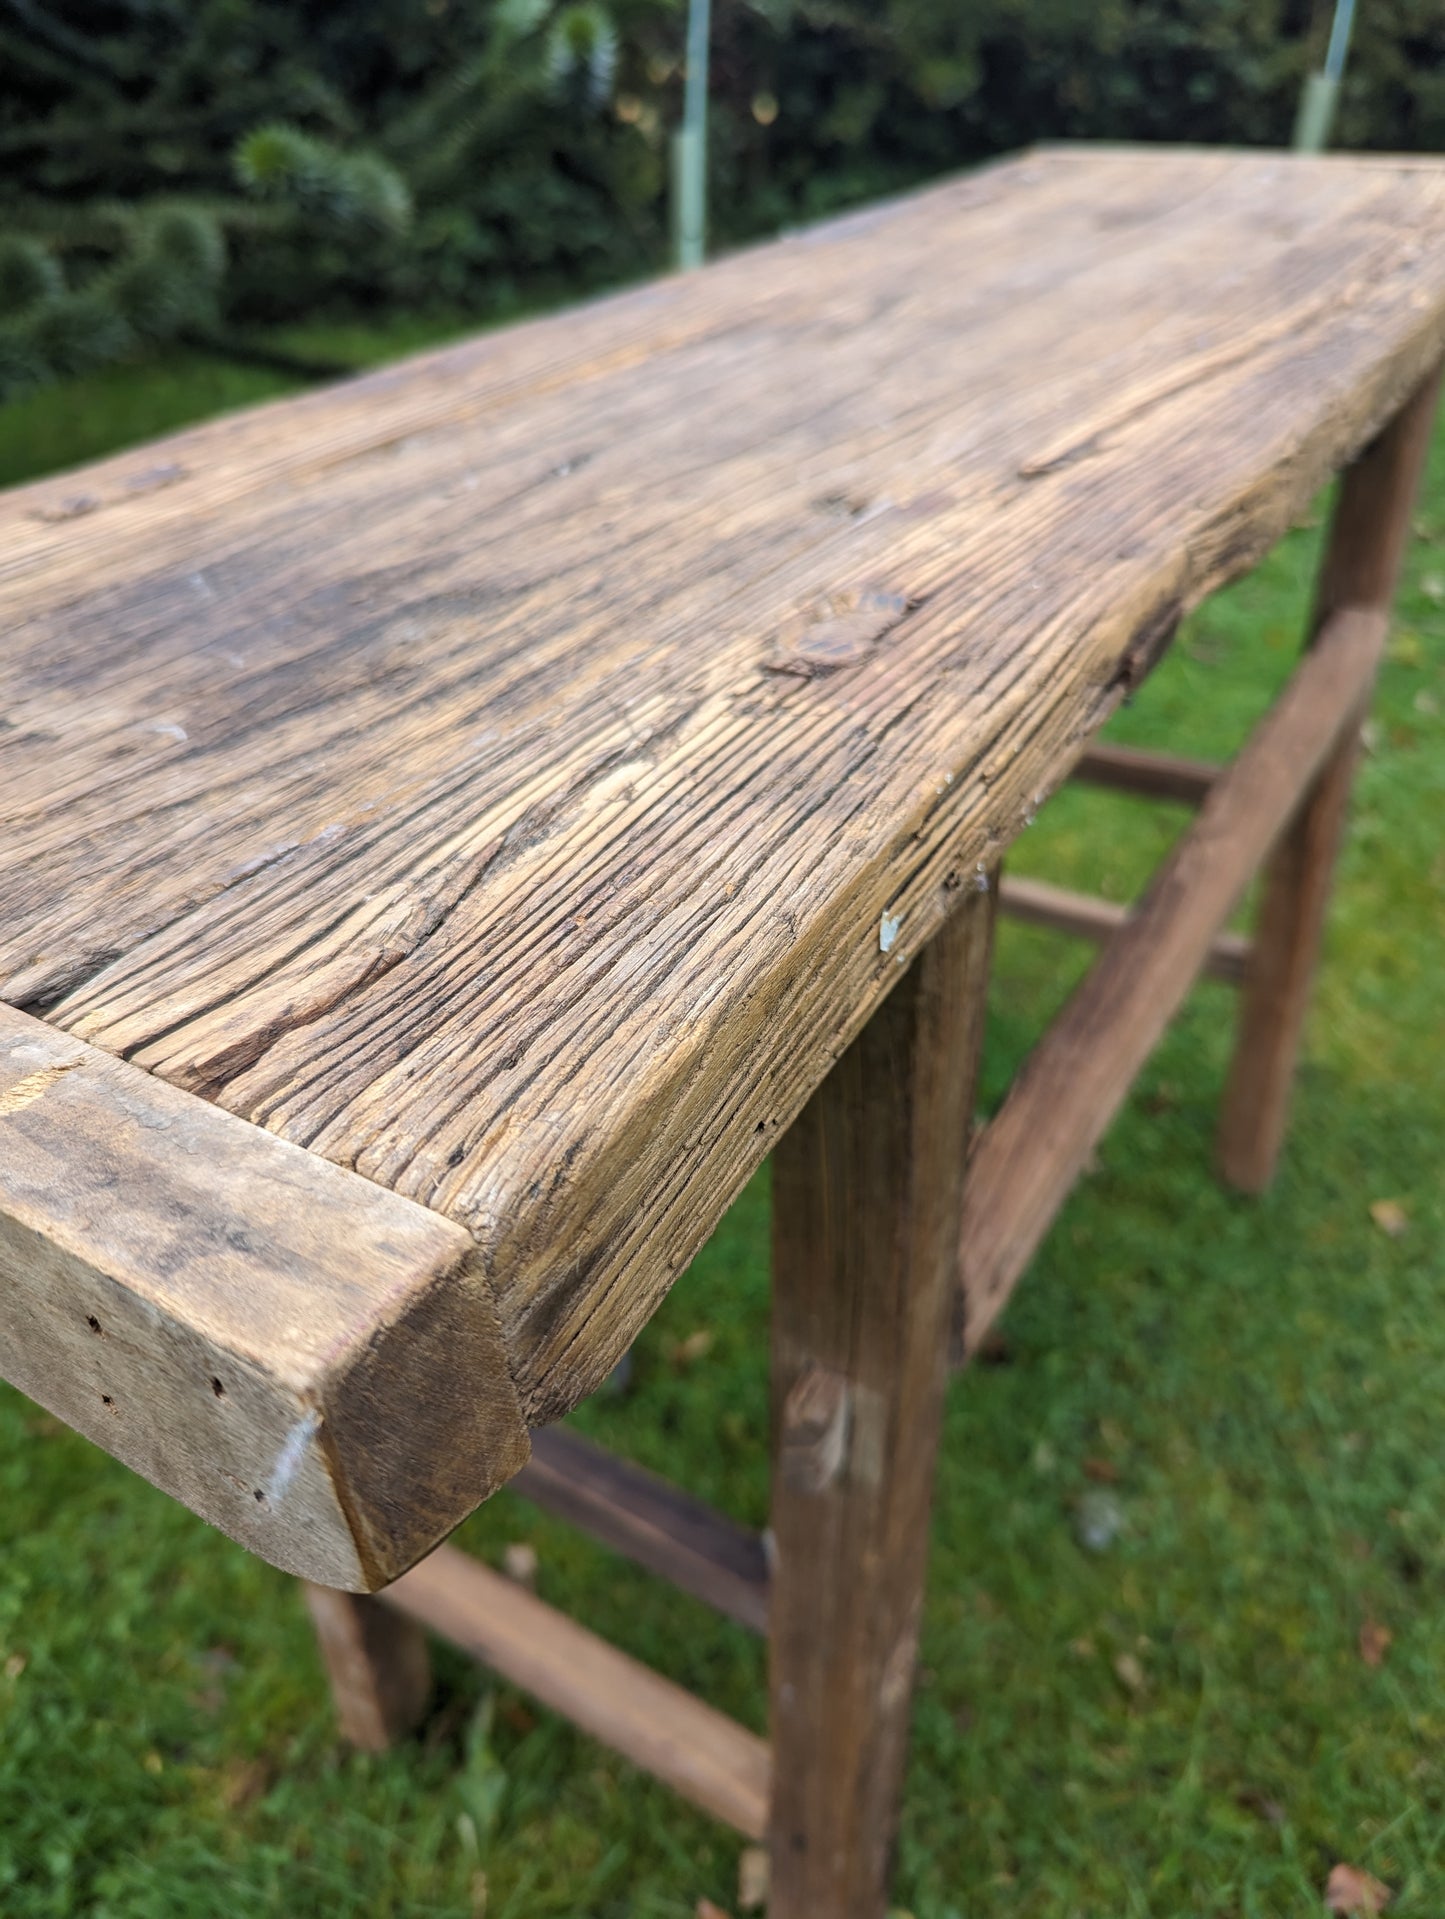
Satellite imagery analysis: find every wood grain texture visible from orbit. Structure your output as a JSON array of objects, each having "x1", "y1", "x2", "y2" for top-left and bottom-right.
[
  {"x1": 303, "y1": 1584, "x2": 432, "y2": 1749},
  {"x1": 6, "y1": 148, "x2": 1445, "y2": 1430},
  {"x1": 956, "y1": 606, "x2": 1389, "y2": 1356},
  {"x1": 381, "y1": 1543, "x2": 771, "y2": 1838},
  {"x1": 769, "y1": 886, "x2": 995, "y2": 1917},
  {"x1": 1219, "y1": 368, "x2": 1443, "y2": 1190},
  {"x1": 0, "y1": 1003, "x2": 528, "y2": 1589}
]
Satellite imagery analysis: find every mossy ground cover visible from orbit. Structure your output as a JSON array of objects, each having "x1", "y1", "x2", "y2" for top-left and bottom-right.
[{"x1": 1, "y1": 314, "x2": 1442, "y2": 1919}]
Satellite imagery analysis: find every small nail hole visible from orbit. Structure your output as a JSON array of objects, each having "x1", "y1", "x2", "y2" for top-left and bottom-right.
[
  {"x1": 87, "y1": 1316, "x2": 102, "y2": 1334},
  {"x1": 211, "y1": 1377, "x2": 225, "y2": 1397},
  {"x1": 253, "y1": 1489, "x2": 265, "y2": 1503},
  {"x1": 101, "y1": 1395, "x2": 113, "y2": 1407}
]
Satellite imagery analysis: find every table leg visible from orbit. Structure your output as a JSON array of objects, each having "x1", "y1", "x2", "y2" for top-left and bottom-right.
[
  {"x1": 303, "y1": 1582, "x2": 431, "y2": 1751},
  {"x1": 1219, "y1": 365, "x2": 1442, "y2": 1192},
  {"x1": 768, "y1": 884, "x2": 995, "y2": 1917}
]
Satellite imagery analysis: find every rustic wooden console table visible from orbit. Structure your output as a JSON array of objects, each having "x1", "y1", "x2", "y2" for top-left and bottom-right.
[{"x1": 4, "y1": 147, "x2": 1444, "y2": 1915}]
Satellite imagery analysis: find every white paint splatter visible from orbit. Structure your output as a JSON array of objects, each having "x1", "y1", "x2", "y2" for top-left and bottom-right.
[
  {"x1": 879, "y1": 911, "x2": 902, "y2": 955},
  {"x1": 145, "y1": 721, "x2": 188, "y2": 743},
  {"x1": 264, "y1": 1407, "x2": 321, "y2": 1507}
]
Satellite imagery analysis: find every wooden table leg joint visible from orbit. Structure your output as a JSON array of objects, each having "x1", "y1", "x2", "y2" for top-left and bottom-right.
[
  {"x1": 955, "y1": 602, "x2": 1394, "y2": 1362},
  {"x1": 380, "y1": 1545, "x2": 771, "y2": 1840},
  {"x1": 1219, "y1": 365, "x2": 1443, "y2": 1191}
]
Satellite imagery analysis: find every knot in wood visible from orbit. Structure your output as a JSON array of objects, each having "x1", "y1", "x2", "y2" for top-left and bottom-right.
[{"x1": 766, "y1": 585, "x2": 917, "y2": 678}]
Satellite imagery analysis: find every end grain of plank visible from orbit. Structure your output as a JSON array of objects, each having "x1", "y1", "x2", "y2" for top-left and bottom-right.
[{"x1": 0, "y1": 1005, "x2": 529, "y2": 1589}]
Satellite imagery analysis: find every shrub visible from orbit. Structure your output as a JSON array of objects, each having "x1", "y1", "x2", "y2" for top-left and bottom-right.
[{"x1": 0, "y1": 0, "x2": 1441, "y2": 396}]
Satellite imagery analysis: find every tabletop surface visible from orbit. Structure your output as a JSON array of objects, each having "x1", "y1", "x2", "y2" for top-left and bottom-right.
[{"x1": 5, "y1": 145, "x2": 1445, "y2": 1585}]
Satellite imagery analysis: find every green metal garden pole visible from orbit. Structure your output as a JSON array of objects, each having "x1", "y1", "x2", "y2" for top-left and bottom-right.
[
  {"x1": 1293, "y1": 0, "x2": 1358, "y2": 152},
  {"x1": 672, "y1": 0, "x2": 712, "y2": 268}
]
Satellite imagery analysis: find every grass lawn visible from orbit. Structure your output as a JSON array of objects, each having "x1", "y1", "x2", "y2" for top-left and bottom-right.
[{"x1": 1, "y1": 320, "x2": 1443, "y2": 1919}]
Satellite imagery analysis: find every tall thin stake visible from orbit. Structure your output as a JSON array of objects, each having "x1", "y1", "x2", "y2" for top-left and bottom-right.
[
  {"x1": 1293, "y1": 0, "x2": 1358, "y2": 152},
  {"x1": 672, "y1": 0, "x2": 712, "y2": 268}
]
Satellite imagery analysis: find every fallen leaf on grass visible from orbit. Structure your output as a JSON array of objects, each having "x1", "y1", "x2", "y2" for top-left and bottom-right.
[
  {"x1": 1326, "y1": 1862, "x2": 1392, "y2": 1913},
  {"x1": 738, "y1": 1845, "x2": 769, "y2": 1911},
  {"x1": 1369, "y1": 1199, "x2": 1409, "y2": 1237},
  {"x1": 1358, "y1": 1619, "x2": 1393, "y2": 1668},
  {"x1": 1083, "y1": 1456, "x2": 1120, "y2": 1484},
  {"x1": 1113, "y1": 1651, "x2": 1146, "y2": 1695}
]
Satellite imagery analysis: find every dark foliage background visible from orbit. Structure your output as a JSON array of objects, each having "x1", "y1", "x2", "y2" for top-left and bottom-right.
[{"x1": 2, "y1": 0, "x2": 1443, "y2": 392}]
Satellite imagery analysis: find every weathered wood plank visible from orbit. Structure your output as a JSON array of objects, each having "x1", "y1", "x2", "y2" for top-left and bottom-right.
[
  {"x1": 998, "y1": 873, "x2": 1251, "y2": 984},
  {"x1": 769, "y1": 885, "x2": 996, "y2": 1917},
  {"x1": 0, "y1": 1004, "x2": 529, "y2": 1589},
  {"x1": 5, "y1": 149, "x2": 1445, "y2": 1428},
  {"x1": 381, "y1": 1543, "x2": 771, "y2": 1839},
  {"x1": 1219, "y1": 367, "x2": 1443, "y2": 1190},
  {"x1": 956, "y1": 605, "x2": 1390, "y2": 1355},
  {"x1": 512, "y1": 1426, "x2": 769, "y2": 1633}
]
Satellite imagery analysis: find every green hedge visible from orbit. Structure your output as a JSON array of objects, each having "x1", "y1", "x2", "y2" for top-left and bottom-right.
[{"x1": 2, "y1": 1, "x2": 1443, "y2": 395}]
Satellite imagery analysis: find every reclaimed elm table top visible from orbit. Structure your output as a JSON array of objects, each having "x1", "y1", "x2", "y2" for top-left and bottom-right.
[{"x1": 5, "y1": 145, "x2": 1445, "y2": 1590}]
